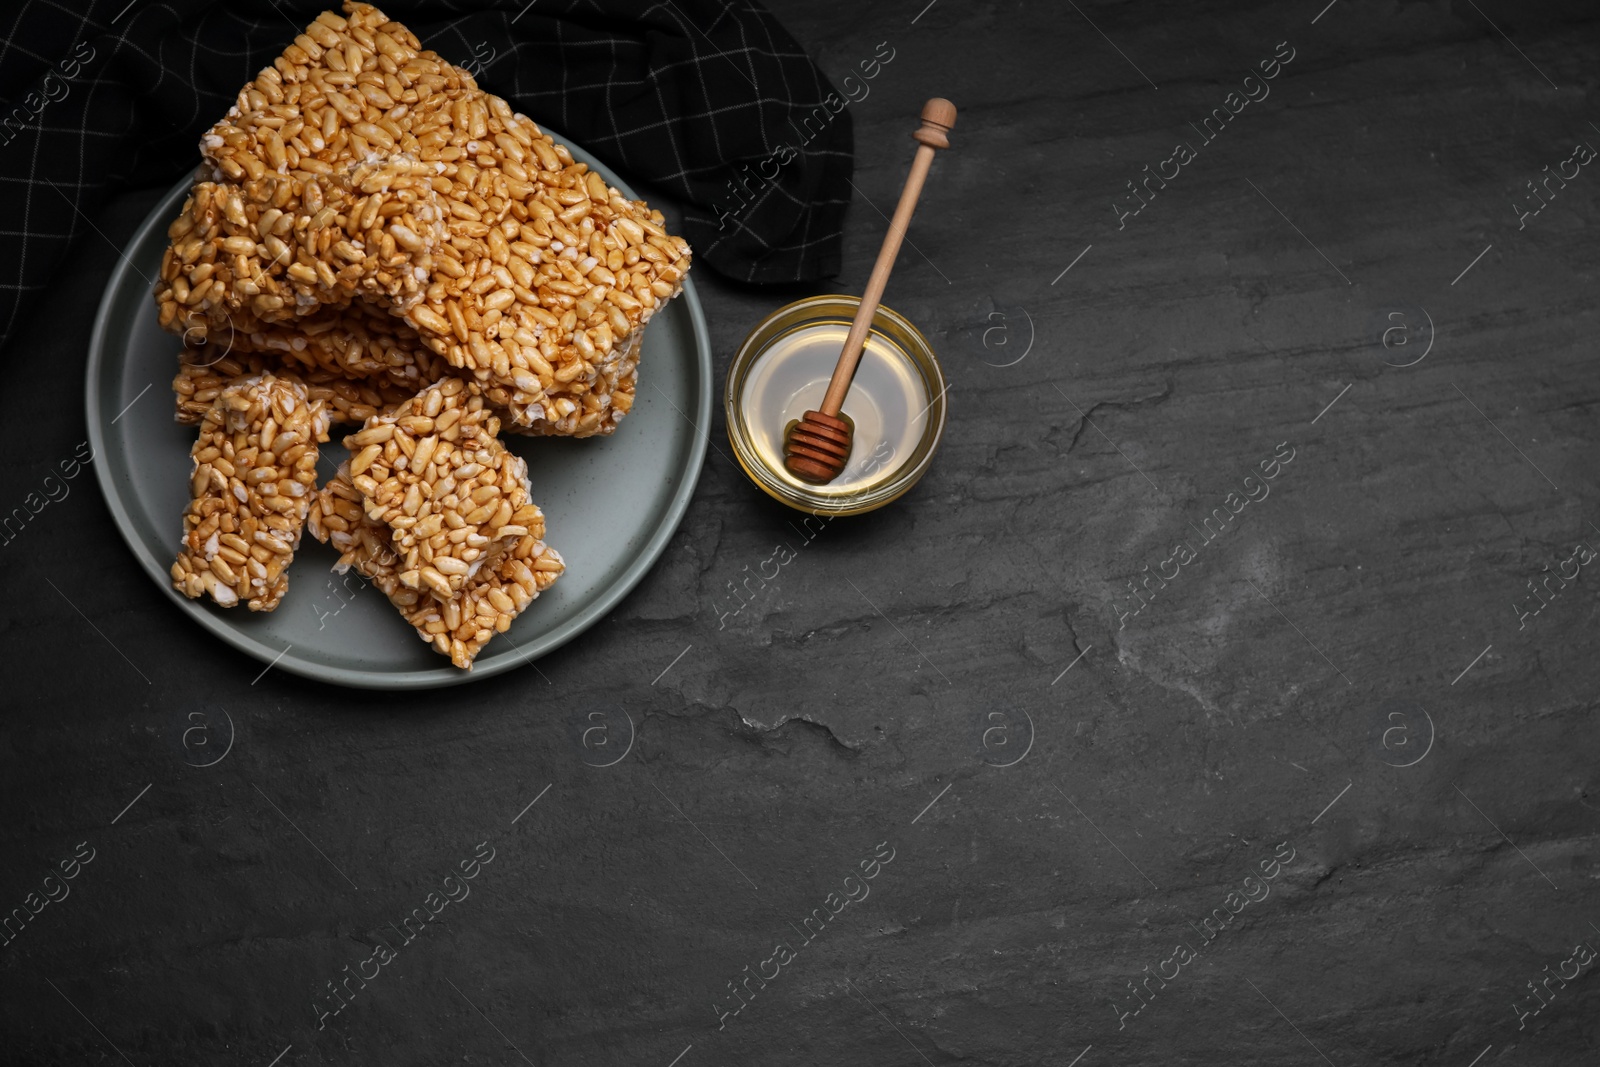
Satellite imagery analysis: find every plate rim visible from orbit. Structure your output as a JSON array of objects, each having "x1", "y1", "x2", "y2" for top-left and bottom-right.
[{"x1": 85, "y1": 151, "x2": 711, "y2": 691}]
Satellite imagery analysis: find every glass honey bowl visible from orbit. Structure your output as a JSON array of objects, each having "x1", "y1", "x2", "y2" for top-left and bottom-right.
[{"x1": 726, "y1": 295, "x2": 948, "y2": 516}]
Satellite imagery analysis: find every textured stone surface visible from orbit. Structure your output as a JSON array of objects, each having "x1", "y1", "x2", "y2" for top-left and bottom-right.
[{"x1": 3, "y1": 1, "x2": 1600, "y2": 1064}]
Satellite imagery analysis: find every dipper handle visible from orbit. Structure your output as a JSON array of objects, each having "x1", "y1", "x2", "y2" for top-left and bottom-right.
[
  {"x1": 783, "y1": 98, "x2": 955, "y2": 484},
  {"x1": 818, "y1": 98, "x2": 956, "y2": 417}
]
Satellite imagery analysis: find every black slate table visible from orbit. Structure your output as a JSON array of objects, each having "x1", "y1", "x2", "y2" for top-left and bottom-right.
[{"x1": 4, "y1": 1, "x2": 1600, "y2": 1064}]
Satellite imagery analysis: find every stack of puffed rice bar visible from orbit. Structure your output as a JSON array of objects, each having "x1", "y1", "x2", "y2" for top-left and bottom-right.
[{"x1": 159, "y1": 1, "x2": 691, "y2": 669}]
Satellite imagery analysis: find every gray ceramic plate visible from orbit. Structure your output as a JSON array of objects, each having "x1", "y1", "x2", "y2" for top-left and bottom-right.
[{"x1": 86, "y1": 138, "x2": 711, "y2": 689}]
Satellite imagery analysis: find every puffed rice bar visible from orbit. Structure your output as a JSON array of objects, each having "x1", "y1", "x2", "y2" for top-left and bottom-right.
[
  {"x1": 344, "y1": 376, "x2": 541, "y2": 603},
  {"x1": 171, "y1": 374, "x2": 330, "y2": 610},
  {"x1": 153, "y1": 1, "x2": 692, "y2": 436},
  {"x1": 308, "y1": 461, "x2": 563, "y2": 668},
  {"x1": 172, "y1": 344, "x2": 566, "y2": 437},
  {"x1": 220, "y1": 297, "x2": 442, "y2": 387},
  {"x1": 173, "y1": 345, "x2": 427, "y2": 427}
]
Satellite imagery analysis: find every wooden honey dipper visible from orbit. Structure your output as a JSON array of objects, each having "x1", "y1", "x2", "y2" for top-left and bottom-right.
[{"x1": 783, "y1": 97, "x2": 957, "y2": 483}]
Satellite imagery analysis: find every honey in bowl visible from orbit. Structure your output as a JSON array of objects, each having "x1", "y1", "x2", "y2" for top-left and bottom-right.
[{"x1": 725, "y1": 295, "x2": 947, "y2": 515}]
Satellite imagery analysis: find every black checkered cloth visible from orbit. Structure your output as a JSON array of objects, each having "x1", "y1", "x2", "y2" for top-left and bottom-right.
[{"x1": 0, "y1": 0, "x2": 853, "y2": 354}]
